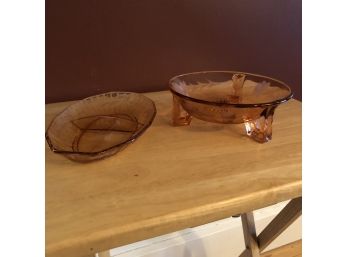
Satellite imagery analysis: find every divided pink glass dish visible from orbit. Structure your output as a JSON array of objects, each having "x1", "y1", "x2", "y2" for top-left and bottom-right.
[
  {"x1": 46, "y1": 92, "x2": 156, "y2": 162},
  {"x1": 169, "y1": 71, "x2": 293, "y2": 143}
]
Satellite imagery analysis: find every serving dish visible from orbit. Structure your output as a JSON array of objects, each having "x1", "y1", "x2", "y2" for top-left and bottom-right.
[
  {"x1": 169, "y1": 71, "x2": 293, "y2": 143},
  {"x1": 46, "y1": 92, "x2": 156, "y2": 162}
]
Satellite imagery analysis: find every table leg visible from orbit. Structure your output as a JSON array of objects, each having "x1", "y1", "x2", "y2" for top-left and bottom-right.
[
  {"x1": 241, "y1": 212, "x2": 260, "y2": 257},
  {"x1": 238, "y1": 197, "x2": 302, "y2": 257}
]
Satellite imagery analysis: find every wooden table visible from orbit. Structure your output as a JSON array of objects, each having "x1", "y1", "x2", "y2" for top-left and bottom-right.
[{"x1": 46, "y1": 91, "x2": 302, "y2": 257}]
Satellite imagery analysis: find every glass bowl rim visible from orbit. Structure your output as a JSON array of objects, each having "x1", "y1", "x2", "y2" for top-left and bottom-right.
[
  {"x1": 45, "y1": 92, "x2": 157, "y2": 156},
  {"x1": 169, "y1": 70, "x2": 293, "y2": 108}
]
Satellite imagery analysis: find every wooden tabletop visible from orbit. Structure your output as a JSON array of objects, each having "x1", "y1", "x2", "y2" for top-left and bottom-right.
[{"x1": 46, "y1": 91, "x2": 302, "y2": 257}]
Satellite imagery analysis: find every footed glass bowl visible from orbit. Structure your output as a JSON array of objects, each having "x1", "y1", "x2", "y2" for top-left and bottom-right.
[
  {"x1": 46, "y1": 92, "x2": 156, "y2": 162},
  {"x1": 169, "y1": 71, "x2": 293, "y2": 143}
]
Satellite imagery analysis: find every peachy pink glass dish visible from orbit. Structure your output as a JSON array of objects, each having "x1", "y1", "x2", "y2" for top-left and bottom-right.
[
  {"x1": 46, "y1": 92, "x2": 156, "y2": 162},
  {"x1": 169, "y1": 71, "x2": 293, "y2": 143}
]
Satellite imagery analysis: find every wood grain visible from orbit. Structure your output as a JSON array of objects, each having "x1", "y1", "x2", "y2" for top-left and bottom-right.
[
  {"x1": 46, "y1": 91, "x2": 302, "y2": 257},
  {"x1": 261, "y1": 240, "x2": 301, "y2": 257},
  {"x1": 240, "y1": 249, "x2": 252, "y2": 257},
  {"x1": 241, "y1": 212, "x2": 260, "y2": 257},
  {"x1": 258, "y1": 197, "x2": 302, "y2": 251}
]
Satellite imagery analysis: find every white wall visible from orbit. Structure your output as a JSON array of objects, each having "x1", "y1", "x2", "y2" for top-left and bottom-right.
[{"x1": 98, "y1": 201, "x2": 301, "y2": 257}]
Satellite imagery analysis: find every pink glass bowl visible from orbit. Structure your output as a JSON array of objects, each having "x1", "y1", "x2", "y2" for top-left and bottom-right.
[
  {"x1": 169, "y1": 71, "x2": 293, "y2": 143},
  {"x1": 46, "y1": 92, "x2": 156, "y2": 162}
]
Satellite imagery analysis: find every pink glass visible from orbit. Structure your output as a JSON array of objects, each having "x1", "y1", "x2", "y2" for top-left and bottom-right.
[
  {"x1": 46, "y1": 92, "x2": 156, "y2": 162},
  {"x1": 169, "y1": 71, "x2": 293, "y2": 143}
]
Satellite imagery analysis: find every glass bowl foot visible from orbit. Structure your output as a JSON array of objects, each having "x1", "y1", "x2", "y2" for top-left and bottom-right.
[
  {"x1": 172, "y1": 95, "x2": 192, "y2": 126},
  {"x1": 244, "y1": 106, "x2": 277, "y2": 143}
]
